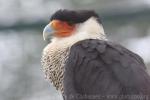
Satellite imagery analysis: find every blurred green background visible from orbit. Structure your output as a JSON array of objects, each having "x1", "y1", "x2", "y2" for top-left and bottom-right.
[{"x1": 0, "y1": 0, "x2": 150, "y2": 100}]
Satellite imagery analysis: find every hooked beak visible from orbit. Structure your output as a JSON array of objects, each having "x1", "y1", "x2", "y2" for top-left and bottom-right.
[{"x1": 43, "y1": 24, "x2": 56, "y2": 41}]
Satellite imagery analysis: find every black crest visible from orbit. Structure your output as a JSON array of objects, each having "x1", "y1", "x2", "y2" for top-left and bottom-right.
[{"x1": 50, "y1": 9, "x2": 101, "y2": 24}]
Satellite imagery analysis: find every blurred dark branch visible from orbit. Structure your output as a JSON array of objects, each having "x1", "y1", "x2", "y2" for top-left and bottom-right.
[{"x1": 0, "y1": 9, "x2": 150, "y2": 31}]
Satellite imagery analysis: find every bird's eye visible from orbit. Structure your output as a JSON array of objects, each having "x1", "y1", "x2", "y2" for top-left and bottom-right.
[
  {"x1": 67, "y1": 21, "x2": 74, "y2": 25},
  {"x1": 50, "y1": 20, "x2": 64, "y2": 30},
  {"x1": 51, "y1": 20, "x2": 60, "y2": 28}
]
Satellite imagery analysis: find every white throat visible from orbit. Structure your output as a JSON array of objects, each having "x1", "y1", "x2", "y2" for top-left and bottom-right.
[
  {"x1": 50, "y1": 17, "x2": 107, "y2": 49},
  {"x1": 42, "y1": 17, "x2": 107, "y2": 93}
]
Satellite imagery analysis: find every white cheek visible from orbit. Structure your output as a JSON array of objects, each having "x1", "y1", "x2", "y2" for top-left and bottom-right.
[{"x1": 50, "y1": 17, "x2": 107, "y2": 48}]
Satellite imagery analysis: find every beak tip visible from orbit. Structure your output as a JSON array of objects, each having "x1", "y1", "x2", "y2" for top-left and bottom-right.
[{"x1": 43, "y1": 36, "x2": 46, "y2": 41}]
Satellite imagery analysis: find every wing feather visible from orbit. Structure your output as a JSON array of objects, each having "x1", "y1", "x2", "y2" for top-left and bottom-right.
[{"x1": 63, "y1": 39, "x2": 150, "y2": 100}]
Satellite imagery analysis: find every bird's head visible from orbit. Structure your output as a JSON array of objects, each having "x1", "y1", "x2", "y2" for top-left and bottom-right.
[{"x1": 43, "y1": 9, "x2": 106, "y2": 42}]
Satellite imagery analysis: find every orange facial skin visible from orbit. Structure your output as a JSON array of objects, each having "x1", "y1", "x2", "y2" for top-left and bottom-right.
[{"x1": 50, "y1": 20, "x2": 75, "y2": 37}]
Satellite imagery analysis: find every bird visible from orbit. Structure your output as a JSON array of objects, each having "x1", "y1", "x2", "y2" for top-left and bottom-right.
[{"x1": 41, "y1": 9, "x2": 150, "y2": 100}]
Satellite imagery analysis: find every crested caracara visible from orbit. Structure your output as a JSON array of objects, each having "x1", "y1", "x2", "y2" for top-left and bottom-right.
[{"x1": 41, "y1": 9, "x2": 150, "y2": 100}]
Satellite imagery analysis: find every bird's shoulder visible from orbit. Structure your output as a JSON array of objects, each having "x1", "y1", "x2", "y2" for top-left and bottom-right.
[
  {"x1": 68, "y1": 39, "x2": 147, "y2": 87},
  {"x1": 70, "y1": 39, "x2": 145, "y2": 69},
  {"x1": 64, "y1": 39, "x2": 150, "y2": 96}
]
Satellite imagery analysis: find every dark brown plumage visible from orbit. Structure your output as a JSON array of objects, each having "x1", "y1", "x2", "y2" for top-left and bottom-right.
[
  {"x1": 50, "y1": 9, "x2": 101, "y2": 24},
  {"x1": 63, "y1": 39, "x2": 150, "y2": 100}
]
